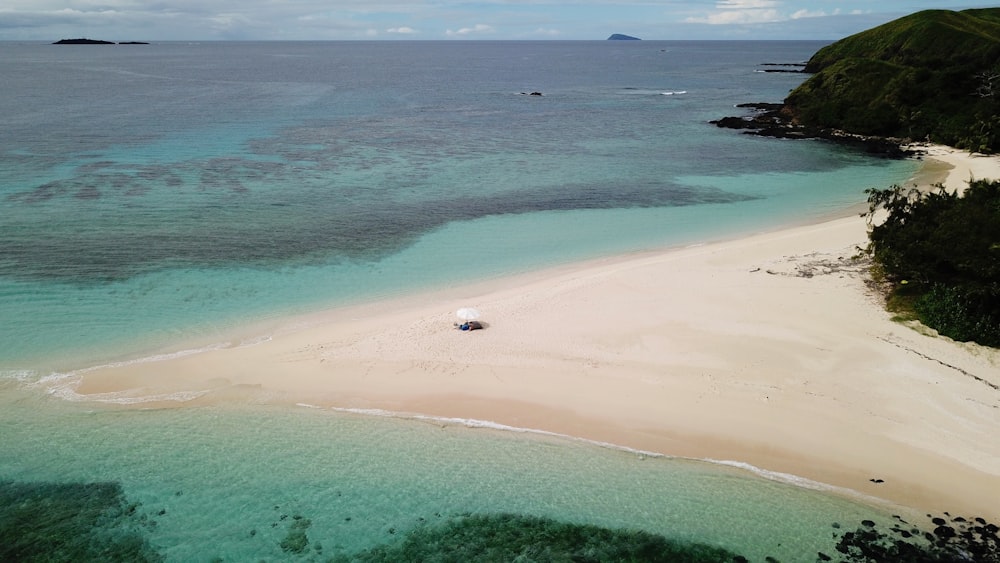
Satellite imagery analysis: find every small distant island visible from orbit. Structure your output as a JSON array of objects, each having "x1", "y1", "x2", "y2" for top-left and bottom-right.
[
  {"x1": 607, "y1": 34, "x2": 640, "y2": 40},
  {"x1": 53, "y1": 38, "x2": 149, "y2": 45}
]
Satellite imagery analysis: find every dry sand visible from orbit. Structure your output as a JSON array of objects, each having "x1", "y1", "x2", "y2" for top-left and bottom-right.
[{"x1": 70, "y1": 145, "x2": 1000, "y2": 520}]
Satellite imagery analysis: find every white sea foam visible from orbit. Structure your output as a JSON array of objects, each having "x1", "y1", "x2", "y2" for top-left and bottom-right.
[
  {"x1": 621, "y1": 88, "x2": 688, "y2": 97},
  {"x1": 36, "y1": 369, "x2": 209, "y2": 404},
  {"x1": 325, "y1": 404, "x2": 896, "y2": 504},
  {"x1": 66, "y1": 342, "x2": 232, "y2": 376},
  {"x1": 35, "y1": 371, "x2": 77, "y2": 385},
  {"x1": 0, "y1": 369, "x2": 40, "y2": 382},
  {"x1": 341, "y1": 409, "x2": 670, "y2": 465},
  {"x1": 237, "y1": 334, "x2": 273, "y2": 348},
  {"x1": 23, "y1": 344, "x2": 230, "y2": 405},
  {"x1": 29, "y1": 337, "x2": 276, "y2": 405},
  {"x1": 57, "y1": 388, "x2": 209, "y2": 405},
  {"x1": 706, "y1": 459, "x2": 834, "y2": 490},
  {"x1": 706, "y1": 459, "x2": 893, "y2": 508},
  {"x1": 331, "y1": 406, "x2": 659, "y2": 452}
]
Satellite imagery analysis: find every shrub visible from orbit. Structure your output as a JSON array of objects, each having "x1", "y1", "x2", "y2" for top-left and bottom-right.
[{"x1": 864, "y1": 179, "x2": 1000, "y2": 346}]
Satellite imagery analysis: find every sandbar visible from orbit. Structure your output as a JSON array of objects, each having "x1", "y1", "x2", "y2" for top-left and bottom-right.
[{"x1": 69, "y1": 145, "x2": 1000, "y2": 520}]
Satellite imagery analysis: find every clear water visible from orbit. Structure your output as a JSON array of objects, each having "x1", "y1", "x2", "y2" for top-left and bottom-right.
[
  {"x1": 1, "y1": 40, "x2": 922, "y2": 560},
  {"x1": 0, "y1": 382, "x2": 905, "y2": 562},
  {"x1": 1, "y1": 40, "x2": 917, "y2": 371}
]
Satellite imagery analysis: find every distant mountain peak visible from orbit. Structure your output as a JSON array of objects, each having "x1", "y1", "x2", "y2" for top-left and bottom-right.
[{"x1": 607, "y1": 34, "x2": 640, "y2": 40}]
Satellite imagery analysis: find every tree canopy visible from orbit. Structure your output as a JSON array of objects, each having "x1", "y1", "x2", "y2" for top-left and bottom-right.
[{"x1": 864, "y1": 179, "x2": 1000, "y2": 346}]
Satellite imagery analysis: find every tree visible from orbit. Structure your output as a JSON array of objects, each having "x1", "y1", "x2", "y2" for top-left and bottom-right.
[{"x1": 864, "y1": 179, "x2": 1000, "y2": 346}]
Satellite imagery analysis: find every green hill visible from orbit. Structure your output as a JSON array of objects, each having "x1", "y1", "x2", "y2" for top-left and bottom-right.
[{"x1": 784, "y1": 8, "x2": 1000, "y2": 152}]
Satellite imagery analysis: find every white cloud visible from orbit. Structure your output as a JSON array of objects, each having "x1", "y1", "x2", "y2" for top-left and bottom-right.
[
  {"x1": 685, "y1": 0, "x2": 883, "y2": 27},
  {"x1": 790, "y1": 8, "x2": 826, "y2": 19},
  {"x1": 208, "y1": 13, "x2": 246, "y2": 28},
  {"x1": 445, "y1": 23, "x2": 494, "y2": 36},
  {"x1": 716, "y1": 0, "x2": 778, "y2": 8},
  {"x1": 686, "y1": 9, "x2": 782, "y2": 25},
  {"x1": 387, "y1": 26, "x2": 417, "y2": 34},
  {"x1": 685, "y1": 0, "x2": 786, "y2": 25}
]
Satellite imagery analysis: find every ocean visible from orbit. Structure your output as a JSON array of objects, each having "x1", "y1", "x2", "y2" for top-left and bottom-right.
[{"x1": 1, "y1": 40, "x2": 923, "y2": 561}]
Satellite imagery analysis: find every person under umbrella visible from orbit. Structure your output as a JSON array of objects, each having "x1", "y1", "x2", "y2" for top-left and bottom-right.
[{"x1": 455, "y1": 307, "x2": 483, "y2": 331}]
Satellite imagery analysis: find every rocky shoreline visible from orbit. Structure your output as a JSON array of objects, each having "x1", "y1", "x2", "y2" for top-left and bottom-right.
[{"x1": 711, "y1": 102, "x2": 916, "y2": 158}]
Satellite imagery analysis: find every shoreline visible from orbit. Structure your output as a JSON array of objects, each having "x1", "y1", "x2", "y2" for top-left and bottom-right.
[{"x1": 61, "y1": 145, "x2": 1000, "y2": 520}]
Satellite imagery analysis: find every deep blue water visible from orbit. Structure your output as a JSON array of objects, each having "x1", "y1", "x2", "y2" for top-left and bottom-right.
[{"x1": 0, "y1": 41, "x2": 922, "y2": 561}]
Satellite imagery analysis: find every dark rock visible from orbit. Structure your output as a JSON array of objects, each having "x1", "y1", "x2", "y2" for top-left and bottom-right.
[
  {"x1": 607, "y1": 34, "x2": 640, "y2": 40},
  {"x1": 711, "y1": 102, "x2": 916, "y2": 159},
  {"x1": 934, "y1": 525, "x2": 956, "y2": 538},
  {"x1": 759, "y1": 63, "x2": 806, "y2": 73},
  {"x1": 712, "y1": 116, "x2": 757, "y2": 130}
]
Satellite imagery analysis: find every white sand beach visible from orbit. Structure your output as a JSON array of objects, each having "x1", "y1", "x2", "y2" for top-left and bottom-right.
[{"x1": 71, "y1": 145, "x2": 1000, "y2": 520}]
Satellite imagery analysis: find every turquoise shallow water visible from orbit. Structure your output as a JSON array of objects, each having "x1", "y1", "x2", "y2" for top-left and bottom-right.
[
  {"x1": 0, "y1": 382, "x2": 910, "y2": 561},
  {"x1": 0, "y1": 40, "x2": 919, "y2": 371},
  {"x1": 1, "y1": 41, "x2": 927, "y2": 560}
]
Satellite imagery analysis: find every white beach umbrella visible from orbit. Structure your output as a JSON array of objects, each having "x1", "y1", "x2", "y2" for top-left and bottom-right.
[{"x1": 456, "y1": 307, "x2": 481, "y2": 321}]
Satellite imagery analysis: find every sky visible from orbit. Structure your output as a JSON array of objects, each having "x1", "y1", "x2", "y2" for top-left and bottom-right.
[{"x1": 0, "y1": 0, "x2": 995, "y2": 41}]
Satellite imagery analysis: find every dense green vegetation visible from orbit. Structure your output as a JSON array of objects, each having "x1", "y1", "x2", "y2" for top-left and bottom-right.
[
  {"x1": 784, "y1": 9, "x2": 1000, "y2": 152},
  {"x1": 864, "y1": 179, "x2": 1000, "y2": 346}
]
